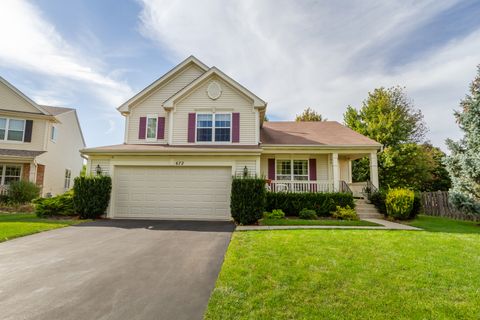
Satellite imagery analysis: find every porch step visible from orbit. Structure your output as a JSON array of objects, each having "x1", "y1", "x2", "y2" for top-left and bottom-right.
[{"x1": 354, "y1": 198, "x2": 383, "y2": 219}]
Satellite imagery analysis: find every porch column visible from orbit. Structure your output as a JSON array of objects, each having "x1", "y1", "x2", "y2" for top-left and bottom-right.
[
  {"x1": 369, "y1": 151, "x2": 379, "y2": 188},
  {"x1": 332, "y1": 153, "x2": 340, "y2": 192}
]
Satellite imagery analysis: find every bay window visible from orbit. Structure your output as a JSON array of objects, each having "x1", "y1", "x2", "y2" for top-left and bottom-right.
[
  {"x1": 0, "y1": 118, "x2": 25, "y2": 142},
  {"x1": 276, "y1": 159, "x2": 309, "y2": 181},
  {"x1": 196, "y1": 113, "x2": 231, "y2": 142}
]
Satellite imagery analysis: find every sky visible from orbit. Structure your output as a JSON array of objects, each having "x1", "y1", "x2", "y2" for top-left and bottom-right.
[{"x1": 0, "y1": 0, "x2": 479, "y2": 151}]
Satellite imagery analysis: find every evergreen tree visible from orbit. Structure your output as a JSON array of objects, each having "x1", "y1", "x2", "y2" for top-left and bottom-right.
[{"x1": 444, "y1": 66, "x2": 480, "y2": 214}]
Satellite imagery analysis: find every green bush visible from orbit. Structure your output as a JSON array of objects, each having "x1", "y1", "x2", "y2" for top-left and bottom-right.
[
  {"x1": 266, "y1": 192, "x2": 354, "y2": 217},
  {"x1": 73, "y1": 175, "x2": 112, "y2": 219},
  {"x1": 385, "y1": 188, "x2": 414, "y2": 220},
  {"x1": 370, "y1": 189, "x2": 422, "y2": 219},
  {"x1": 263, "y1": 209, "x2": 285, "y2": 219},
  {"x1": 231, "y1": 177, "x2": 266, "y2": 225},
  {"x1": 7, "y1": 180, "x2": 40, "y2": 204},
  {"x1": 332, "y1": 205, "x2": 358, "y2": 220},
  {"x1": 33, "y1": 190, "x2": 75, "y2": 217},
  {"x1": 299, "y1": 208, "x2": 317, "y2": 220}
]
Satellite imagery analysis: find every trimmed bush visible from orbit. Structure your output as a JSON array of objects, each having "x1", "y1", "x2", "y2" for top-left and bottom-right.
[
  {"x1": 370, "y1": 189, "x2": 422, "y2": 219},
  {"x1": 266, "y1": 192, "x2": 354, "y2": 217},
  {"x1": 263, "y1": 209, "x2": 285, "y2": 219},
  {"x1": 73, "y1": 175, "x2": 112, "y2": 219},
  {"x1": 385, "y1": 188, "x2": 414, "y2": 220},
  {"x1": 231, "y1": 177, "x2": 266, "y2": 225},
  {"x1": 33, "y1": 190, "x2": 75, "y2": 217},
  {"x1": 332, "y1": 205, "x2": 358, "y2": 220},
  {"x1": 299, "y1": 208, "x2": 317, "y2": 220},
  {"x1": 7, "y1": 180, "x2": 40, "y2": 204}
]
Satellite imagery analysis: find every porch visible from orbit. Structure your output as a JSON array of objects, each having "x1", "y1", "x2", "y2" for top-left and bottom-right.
[{"x1": 0, "y1": 150, "x2": 46, "y2": 195}]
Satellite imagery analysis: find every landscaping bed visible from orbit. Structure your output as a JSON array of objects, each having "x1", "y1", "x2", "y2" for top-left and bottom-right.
[{"x1": 260, "y1": 217, "x2": 380, "y2": 227}]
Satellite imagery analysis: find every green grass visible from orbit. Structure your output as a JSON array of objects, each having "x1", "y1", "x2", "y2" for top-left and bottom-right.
[
  {"x1": 260, "y1": 218, "x2": 380, "y2": 226},
  {"x1": 406, "y1": 214, "x2": 480, "y2": 234},
  {"x1": 206, "y1": 228, "x2": 480, "y2": 319},
  {"x1": 0, "y1": 213, "x2": 86, "y2": 242}
]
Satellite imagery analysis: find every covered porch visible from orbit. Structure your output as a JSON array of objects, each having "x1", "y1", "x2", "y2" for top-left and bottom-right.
[{"x1": 0, "y1": 149, "x2": 46, "y2": 195}]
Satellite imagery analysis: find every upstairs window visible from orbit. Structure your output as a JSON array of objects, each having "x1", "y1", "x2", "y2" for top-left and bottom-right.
[
  {"x1": 146, "y1": 116, "x2": 157, "y2": 140},
  {"x1": 196, "y1": 113, "x2": 231, "y2": 142},
  {"x1": 50, "y1": 126, "x2": 57, "y2": 142},
  {"x1": 0, "y1": 118, "x2": 25, "y2": 142}
]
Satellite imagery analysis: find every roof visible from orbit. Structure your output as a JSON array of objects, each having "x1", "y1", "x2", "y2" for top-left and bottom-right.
[
  {"x1": 0, "y1": 77, "x2": 50, "y2": 115},
  {"x1": 260, "y1": 121, "x2": 382, "y2": 147},
  {"x1": 81, "y1": 144, "x2": 261, "y2": 155},
  {"x1": 0, "y1": 148, "x2": 46, "y2": 158},
  {"x1": 40, "y1": 105, "x2": 75, "y2": 116}
]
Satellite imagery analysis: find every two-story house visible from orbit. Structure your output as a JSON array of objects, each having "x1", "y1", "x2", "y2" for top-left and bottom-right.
[
  {"x1": 81, "y1": 56, "x2": 381, "y2": 220},
  {"x1": 0, "y1": 77, "x2": 85, "y2": 197}
]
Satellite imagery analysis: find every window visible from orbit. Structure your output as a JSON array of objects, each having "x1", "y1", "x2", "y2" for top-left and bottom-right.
[
  {"x1": 196, "y1": 113, "x2": 231, "y2": 142},
  {"x1": 0, "y1": 164, "x2": 22, "y2": 185},
  {"x1": 276, "y1": 159, "x2": 309, "y2": 181},
  {"x1": 0, "y1": 118, "x2": 25, "y2": 142},
  {"x1": 64, "y1": 169, "x2": 72, "y2": 189},
  {"x1": 50, "y1": 126, "x2": 57, "y2": 142},
  {"x1": 146, "y1": 116, "x2": 157, "y2": 139}
]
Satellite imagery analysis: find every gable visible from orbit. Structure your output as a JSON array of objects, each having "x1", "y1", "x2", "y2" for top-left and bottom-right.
[{"x1": 0, "y1": 80, "x2": 43, "y2": 114}]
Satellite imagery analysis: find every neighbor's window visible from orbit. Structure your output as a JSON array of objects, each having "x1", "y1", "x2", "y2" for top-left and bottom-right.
[
  {"x1": 276, "y1": 159, "x2": 309, "y2": 181},
  {"x1": 196, "y1": 113, "x2": 231, "y2": 142},
  {"x1": 0, "y1": 164, "x2": 22, "y2": 185},
  {"x1": 50, "y1": 126, "x2": 57, "y2": 142},
  {"x1": 0, "y1": 118, "x2": 25, "y2": 142},
  {"x1": 146, "y1": 116, "x2": 157, "y2": 139},
  {"x1": 64, "y1": 169, "x2": 72, "y2": 189}
]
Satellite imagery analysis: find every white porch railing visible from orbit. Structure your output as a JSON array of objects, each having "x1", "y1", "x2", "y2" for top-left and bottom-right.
[{"x1": 267, "y1": 180, "x2": 334, "y2": 193}]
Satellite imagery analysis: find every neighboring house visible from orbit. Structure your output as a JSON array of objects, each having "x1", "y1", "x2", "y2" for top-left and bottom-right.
[
  {"x1": 0, "y1": 77, "x2": 85, "y2": 196},
  {"x1": 81, "y1": 56, "x2": 381, "y2": 220}
]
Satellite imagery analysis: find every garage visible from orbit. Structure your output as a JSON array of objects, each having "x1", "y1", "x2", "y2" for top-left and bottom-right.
[{"x1": 113, "y1": 166, "x2": 232, "y2": 220}]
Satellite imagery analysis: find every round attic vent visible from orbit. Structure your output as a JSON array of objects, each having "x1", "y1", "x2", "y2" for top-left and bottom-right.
[{"x1": 207, "y1": 81, "x2": 222, "y2": 100}]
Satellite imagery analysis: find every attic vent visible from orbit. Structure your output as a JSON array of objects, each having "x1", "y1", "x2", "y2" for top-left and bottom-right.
[{"x1": 207, "y1": 81, "x2": 222, "y2": 100}]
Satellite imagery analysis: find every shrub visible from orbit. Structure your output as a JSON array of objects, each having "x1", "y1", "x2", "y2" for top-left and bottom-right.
[
  {"x1": 266, "y1": 192, "x2": 354, "y2": 217},
  {"x1": 299, "y1": 208, "x2": 317, "y2": 220},
  {"x1": 7, "y1": 180, "x2": 40, "y2": 204},
  {"x1": 73, "y1": 175, "x2": 112, "y2": 219},
  {"x1": 263, "y1": 209, "x2": 285, "y2": 219},
  {"x1": 385, "y1": 188, "x2": 414, "y2": 220},
  {"x1": 231, "y1": 177, "x2": 266, "y2": 225},
  {"x1": 370, "y1": 188, "x2": 422, "y2": 219},
  {"x1": 332, "y1": 205, "x2": 358, "y2": 220},
  {"x1": 33, "y1": 190, "x2": 75, "y2": 217}
]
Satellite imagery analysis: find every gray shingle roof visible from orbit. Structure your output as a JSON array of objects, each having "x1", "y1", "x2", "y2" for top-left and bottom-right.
[{"x1": 0, "y1": 149, "x2": 46, "y2": 158}]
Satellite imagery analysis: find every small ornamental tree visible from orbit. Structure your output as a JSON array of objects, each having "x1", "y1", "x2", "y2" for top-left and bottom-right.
[{"x1": 444, "y1": 66, "x2": 480, "y2": 215}]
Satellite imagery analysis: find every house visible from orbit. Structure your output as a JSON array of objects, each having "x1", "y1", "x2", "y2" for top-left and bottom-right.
[
  {"x1": 81, "y1": 56, "x2": 381, "y2": 220},
  {"x1": 0, "y1": 77, "x2": 85, "y2": 196}
]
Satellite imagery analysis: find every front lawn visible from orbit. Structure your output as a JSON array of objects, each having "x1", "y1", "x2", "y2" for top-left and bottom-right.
[
  {"x1": 206, "y1": 229, "x2": 480, "y2": 319},
  {"x1": 406, "y1": 214, "x2": 480, "y2": 234},
  {"x1": 0, "y1": 213, "x2": 85, "y2": 242},
  {"x1": 260, "y1": 218, "x2": 380, "y2": 227}
]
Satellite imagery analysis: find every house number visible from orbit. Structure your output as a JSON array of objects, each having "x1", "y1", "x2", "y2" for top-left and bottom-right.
[{"x1": 175, "y1": 161, "x2": 184, "y2": 166}]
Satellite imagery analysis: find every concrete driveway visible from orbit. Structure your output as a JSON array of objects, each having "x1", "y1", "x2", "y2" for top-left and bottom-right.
[{"x1": 0, "y1": 219, "x2": 234, "y2": 320}]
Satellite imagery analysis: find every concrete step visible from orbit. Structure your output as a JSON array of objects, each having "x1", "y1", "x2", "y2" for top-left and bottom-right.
[{"x1": 358, "y1": 213, "x2": 384, "y2": 219}]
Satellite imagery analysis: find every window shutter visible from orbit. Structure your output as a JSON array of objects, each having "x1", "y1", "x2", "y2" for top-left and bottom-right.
[
  {"x1": 138, "y1": 117, "x2": 146, "y2": 139},
  {"x1": 232, "y1": 112, "x2": 240, "y2": 143},
  {"x1": 24, "y1": 120, "x2": 33, "y2": 142},
  {"x1": 188, "y1": 113, "x2": 196, "y2": 143},
  {"x1": 268, "y1": 158, "x2": 275, "y2": 180},
  {"x1": 157, "y1": 117, "x2": 165, "y2": 140},
  {"x1": 309, "y1": 159, "x2": 317, "y2": 180}
]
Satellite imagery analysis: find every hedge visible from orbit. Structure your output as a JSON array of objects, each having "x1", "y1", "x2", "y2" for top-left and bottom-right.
[
  {"x1": 230, "y1": 177, "x2": 266, "y2": 225},
  {"x1": 266, "y1": 192, "x2": 355, "y2": 217},
  {"x1": 73, "y1": 175, "x2": 112, "y2": 219},
  {"x1": 33, "y1": 190, "x2": 75, "y2": 217}
]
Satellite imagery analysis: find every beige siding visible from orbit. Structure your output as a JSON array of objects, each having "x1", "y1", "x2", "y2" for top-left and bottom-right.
[
  {"x1": 89, "y1": 158, "x2": 111, "y2": 176},
  {"x1": 0, "y1": 81, "x2": 40, "y2": 113},
  {"x1": 36, "y1": 111, "x2": 85, "y2": 196},
  {"x1": 127, "y1": 64, "x2": 205, "y2": 144},
  {"x1": 0, "y1": 115, "x2": 47, "y2": 151},
  {"x1": 172, "y1": 75, "x2": 256, "y2": 145},
  {"x1": 235, "y1": 160, "x2": 257, "y2": 177}
]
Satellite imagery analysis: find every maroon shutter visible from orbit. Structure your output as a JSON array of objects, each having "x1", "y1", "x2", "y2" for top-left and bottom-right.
[
  {"x1": 309, "y1": 158, "x2": 317, "y2": 192},
  {"x1": 24, "y1": 120, "x2": 33, "y2": 142},
  {"x1": 157, "y1": 117, "x2": 165, "y2": 140},
  {"x1": 232, "y1": 113, "x2": 240, "y2": 143},
  {"x1": 268, "y1": 159, "x2": 275, "y2": 180},
  {"x1": 138, "y1": 117, "x2": 146, "y2": 139},
  {"x1": 187, "y1": 113, "x2": 196, "y2": 143}
]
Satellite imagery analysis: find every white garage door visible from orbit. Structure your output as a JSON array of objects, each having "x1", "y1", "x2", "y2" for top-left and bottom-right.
[{"x1": 113, "y1": 166, "x2": 232, "y2": 220}]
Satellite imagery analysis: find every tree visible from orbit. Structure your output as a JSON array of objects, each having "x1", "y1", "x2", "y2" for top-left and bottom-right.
[
  {"x1": 295, "y1": 107, "x2": 326, "y2": 122},
  {"x1": 444, "y1": 66, "x2": 480, "y2": 214},
  {"x1": 344, "y1": 86, "x2": 426, "y2": 148}
]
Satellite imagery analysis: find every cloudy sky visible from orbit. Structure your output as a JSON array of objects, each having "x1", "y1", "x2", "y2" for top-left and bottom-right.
[{"x1": 0, "y1": 0, "x2": 479, "y2": 150}]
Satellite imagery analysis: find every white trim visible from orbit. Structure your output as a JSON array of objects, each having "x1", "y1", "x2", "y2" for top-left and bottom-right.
[{"x1": 168, "y1": 110, "x2": 174, "y2": 145}]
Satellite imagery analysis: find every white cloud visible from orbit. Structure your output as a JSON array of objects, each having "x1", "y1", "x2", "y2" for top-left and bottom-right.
[
  {"x1": 138, "y1": 0, "x2": 479, "y2": 150},
  {"x1": 0, "y1": 0, "x2": 133, "y2": 108}
]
